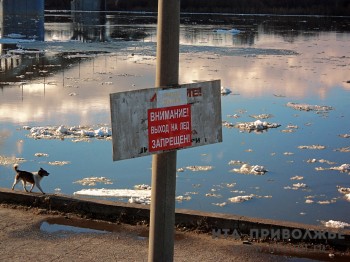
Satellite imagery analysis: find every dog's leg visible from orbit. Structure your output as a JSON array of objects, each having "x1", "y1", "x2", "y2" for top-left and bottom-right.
[
  {"x1": 11, "y1": 178, "x2": 19, "y2": 190},
  {"x1": 35, "y1": 182, "x2": 45, "y2": 194},
  {"x1": 29, "y1": 183, "x2": 35, "y2": 193},
  {"x1": 22, "y1": 181, "x2": 29, "y2": 192}
]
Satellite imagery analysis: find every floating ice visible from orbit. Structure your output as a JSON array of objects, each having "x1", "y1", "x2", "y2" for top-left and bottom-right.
[
  {"x1": 24, "y1": 125, "x2": 112, "y2": 141},
  {"x1": 48, "y1": 161, "x2": 70, "y2": 166},
  {"x1": 284, "y1": 183, "x2": 308, "y2": 190},
  {"x1": 220, "y1": 86, "x2": 232, "y2": 95},
  {"x1": 74, "y1": 188, "x2": 151, "y2": 199},
  {"x1": 330, "y1": 164, "x2": 350, "y2": 173},
  {"x1": 321, "y1": 220, "x2": 350, "y2": 229},
  {"x1": 0, "y1": 156, "x2": 26, "y2": 166},
  {"x1": 34, "y1": 153, "x2": 49, "y2": 157},
  {"x1": 231, "y1": 164, "x2": 267, "y2": 175},
  {"x1": 186, "y1": 165, "x2": 213, "y2": 172},
  {"x1": 290, "y1": 176, "x2": 304, "y2": 180},
  {"x1": 234, "y1": 120, "x2": 281, "y2": 132},
  {"x1": 249, "y1": 114, "x2": 273, "y2": 119},
  {"x1": 339, "y1": 134, "x2": 350, "y2": 138},
  {"x1": 134, "y1": 184, "x2": 151, "y2": 190},
  {"x1": 298, "y1": 145, "x2": 326, "y2": 150},
  {"x1": 128, "y1": 197, "x2": 150, "y2": 205},
  {"x1": 176, "y1": 195, "x2": 192, "y2": 201},
  {"x1": 228, "y1": 194, "x2": 254, "y2": 203},
  {"x1": 228, "y1": 160, "x2": 245, "y2": 166},
  {"x1": 334, "y1": 146, "x2": 350, "y2": 152},
  {"x1": 286, "y1": 102, "x2": 333, "y2": 112},
  {"x1": 337, "y1": 186, "x2": 350, "y2": 194},
  {"x1": 212, "y1": 202, "x2": 227, "y2": 207},
  {"x1": 74, "y1": 177, "x2": 113, "y2": 186}
]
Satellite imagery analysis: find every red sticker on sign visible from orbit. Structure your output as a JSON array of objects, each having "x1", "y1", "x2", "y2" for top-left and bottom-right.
[{"x1": 148, "y1": 104, "x2": 192, "y2": 152}]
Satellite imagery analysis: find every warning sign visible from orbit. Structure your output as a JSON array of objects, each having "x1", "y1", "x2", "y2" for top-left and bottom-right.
[
  {"x1": 110, "y1": 80, "x2": 222, "y2": 161},
  {"x1": 148, "y1": 104, "x2": 192, "y2": 152}
]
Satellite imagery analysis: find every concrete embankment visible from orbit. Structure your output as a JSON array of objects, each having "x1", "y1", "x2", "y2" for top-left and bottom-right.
[{"x1": 0, "y1": 188, "x2": 349, "y2": 251}]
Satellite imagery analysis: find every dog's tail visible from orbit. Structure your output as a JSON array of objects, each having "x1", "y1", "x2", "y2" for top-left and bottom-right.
[{"x1": 13, "y1": 164, "x2": 19, "y2": 171}]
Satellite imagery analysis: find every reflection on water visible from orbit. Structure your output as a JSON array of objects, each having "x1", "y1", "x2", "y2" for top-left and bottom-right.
[{"x1": 1, "y1": 12, "x2": 350, "y2": 226}]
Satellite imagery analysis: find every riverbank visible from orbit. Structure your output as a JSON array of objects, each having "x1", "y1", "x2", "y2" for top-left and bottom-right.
[{"x1": 1, "y1": 188, "x2": 349, "y2": 260}]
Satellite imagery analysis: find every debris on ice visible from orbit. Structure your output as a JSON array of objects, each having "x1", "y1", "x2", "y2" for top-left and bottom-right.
[
  {"x1": 234, "y1": 120, "x2": 281, "y2": 132},
  {"x1": 230, "y1": 164, "x2": 267, "y2": 175},
  {"x1": 321, "y1": 220, "x2": 350, "y2": 229},
  {"x1": 0, "y1": 156, "x2": 26, "y2": 166},
  {"x1": 338, "y1": 134, "x2": 350, "y2": 138}
]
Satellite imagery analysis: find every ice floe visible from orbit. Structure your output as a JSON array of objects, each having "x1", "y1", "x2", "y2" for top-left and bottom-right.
[
  {"x1": 48, "y1": 161, "x2": 70, "y2": 166},
  {"x1": 334, "y1": 164, "x2": 350, "y2": 172},
  {"x1": 186, "y1": 165, "x2": 213, "y2": 172},
  {"x1": 290, "y1": 176, "x2": 304, "y2": 180},
  {"x1": 230, "y1": 164, "x2": 267, "y2": 175},
  {"x1": 306, "y1": 159, "x2": 336, "y2": 165},
  {"x1": 212, "y1": 202, "x2": 227, "y2": 207},
  {"x1": 337, "y1": 186, "x2": 350, "y2": 202},
  {"x1": 234, "y1": 120, "x2": 281, "y2": 132},
  {"x1": 321, "y1": 220, "x2": 350, "y2": 229},
  {"x1": 24, "y1": 125, "x2": 112, "y2": 141},
  {"x1": 134, "y1": 184, "x2": 151, "y2": 190},
  {"x1": 74, "y1": 177, "x2": 113, "y2": 186},
  {"x1": 34, "y1": 153, "x2": 49, "y2": 157},
  {"x1": 228, "y1": 194, "x2": 254, "y2": 203},
  {"x1": 286, "y1": 102, "x2": 333, "y2": 112},
  {"x1": 284, "y1": 183, "x2": 308, "y2": 190},
  {"x1": 339, "y1": 134, "x2": 350, "y2": 138},
  {"x1": 220, "y1": 86, "x2": 232, "y2": 95},
  {"x1": 249, "y1": 114, "x2": 273, "y2": 119},
  {"x1": 298, "y1": 145, "x2": 326, "y2": 150},
  {"x1": 176, "y1": 195, "x2": 192, "y2": 202},
  {"x1": 0, "y1": 156, "x2": 26, "y2": 166},
  {"x1": 334, "y1": 146, "x2": 350, "y2": 153},
  {"x1": 74, "y1": 188, "x2": 151, "y2": 199}
]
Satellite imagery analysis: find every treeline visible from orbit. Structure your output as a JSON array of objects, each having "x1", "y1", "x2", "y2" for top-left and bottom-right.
[{"x1": 45, "y1": 0, "x2": 350, "y2": 16}]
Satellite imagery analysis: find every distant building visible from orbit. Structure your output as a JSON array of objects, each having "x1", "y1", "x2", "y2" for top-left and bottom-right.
[{"x1": 0, "y1": 0, "x2": 44, "y2": 40}]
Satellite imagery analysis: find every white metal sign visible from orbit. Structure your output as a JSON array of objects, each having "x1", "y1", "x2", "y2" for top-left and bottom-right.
[{"x1": 110, "y1": 80, "x2": 222, "y2": 161}]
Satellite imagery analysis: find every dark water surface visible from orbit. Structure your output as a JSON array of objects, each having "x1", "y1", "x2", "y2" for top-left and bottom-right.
[{"x1": 1, "y1": 12, "x2": 350, "y2": 227}]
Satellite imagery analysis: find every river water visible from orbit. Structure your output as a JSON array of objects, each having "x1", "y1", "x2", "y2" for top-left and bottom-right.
[{"x1": 1, "y1": 12, "x2": 350, "y2": 227}]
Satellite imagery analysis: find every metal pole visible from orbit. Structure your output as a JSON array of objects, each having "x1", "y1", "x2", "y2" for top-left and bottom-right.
[{"x1": 148, "y1": 0, "x2": 180, "y2": 261}]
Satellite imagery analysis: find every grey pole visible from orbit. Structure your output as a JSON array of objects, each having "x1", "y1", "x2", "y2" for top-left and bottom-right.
[{"x1": 148, "y1": 0, "x2": 180, "y2": 261}]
